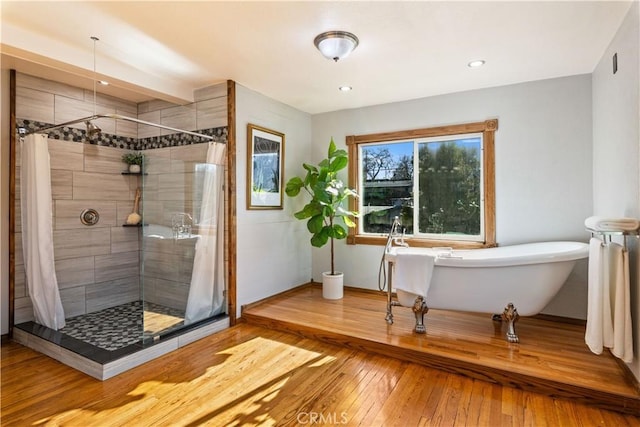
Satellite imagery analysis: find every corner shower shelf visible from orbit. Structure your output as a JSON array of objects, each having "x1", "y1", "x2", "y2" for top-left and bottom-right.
[
  {"x1": 122, "y1": 223, "x2": 148, "y2": 227},
  {"x1": 121, "y1": 171, "x2": 148, "y2": 175}
]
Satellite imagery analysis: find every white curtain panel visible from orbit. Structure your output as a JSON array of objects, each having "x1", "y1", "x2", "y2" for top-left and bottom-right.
[
  {"x1": 20, "y1": 134, "x2": 66, "y2": 330},
  {"x1": 184, "y1": 142, "x2": 226, "y2": 324}
]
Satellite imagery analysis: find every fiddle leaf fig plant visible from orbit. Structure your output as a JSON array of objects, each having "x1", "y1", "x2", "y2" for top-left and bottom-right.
[{"x1": 285, "y1": 138, "x2": 359, "y2": 276}]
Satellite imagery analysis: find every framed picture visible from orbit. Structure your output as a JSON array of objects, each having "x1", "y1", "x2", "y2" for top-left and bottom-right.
[{"x1": 247, "y1": 124, "x2": 285, "y2": 209}]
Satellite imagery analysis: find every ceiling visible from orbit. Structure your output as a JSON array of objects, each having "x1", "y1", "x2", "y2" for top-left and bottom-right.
[{"x1": 0, "y1": 1, "x2": 633, "y2": 114}]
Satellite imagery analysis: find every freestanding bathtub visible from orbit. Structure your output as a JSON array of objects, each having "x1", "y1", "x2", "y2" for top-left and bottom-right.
[{"x1": 384, "y1": 241, "x2": 589, "y2": 342}]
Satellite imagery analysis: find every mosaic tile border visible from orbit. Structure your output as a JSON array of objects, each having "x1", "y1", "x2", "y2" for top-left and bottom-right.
[
  {"x1": 138, "y1": 127, "x2": 227, "y2": 150},
  {"x1": 17, "y1": 119, "x2": 227, "y2": 150}
]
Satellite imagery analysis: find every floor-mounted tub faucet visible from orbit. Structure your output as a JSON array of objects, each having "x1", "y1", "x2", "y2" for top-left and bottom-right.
[{"x1": 384, "y1": 216, "x2": 409, "y2": 254}]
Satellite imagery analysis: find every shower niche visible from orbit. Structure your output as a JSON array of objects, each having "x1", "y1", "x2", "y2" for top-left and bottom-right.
[{"x1": 11, "y1": 72, "x2": 231, "y2": 379}]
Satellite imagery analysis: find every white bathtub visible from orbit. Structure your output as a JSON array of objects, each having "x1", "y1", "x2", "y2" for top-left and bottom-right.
[
  {"x1": 384, "y1": 241, "x2": 589, "y2": 341},
  {"x1": 144, "y1": 224, "x2": 199, "y2": 241}
]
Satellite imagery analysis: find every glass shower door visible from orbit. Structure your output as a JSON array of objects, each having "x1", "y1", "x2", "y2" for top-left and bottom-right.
[{"x1": 139, "y1": 141, "x2": 226, "y2": 342}]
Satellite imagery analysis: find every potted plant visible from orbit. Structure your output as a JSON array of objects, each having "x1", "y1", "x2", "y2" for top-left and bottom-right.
[
  {"x1": 285, "y1": 138, "x2": 358, "y2": 299},
  {"x1": 122, "y1": 151, "x2": 144, "y2": 173}
]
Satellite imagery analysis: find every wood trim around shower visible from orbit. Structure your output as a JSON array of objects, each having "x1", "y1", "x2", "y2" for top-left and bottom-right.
[
  {"x1": 8, "y1": 69, "x2": 16, "y2": 339},
  {"x1": 226, "y1": 79, "x2": 237, "y2": 326}
]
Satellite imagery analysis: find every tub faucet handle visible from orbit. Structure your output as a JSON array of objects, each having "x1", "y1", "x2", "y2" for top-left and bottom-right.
[{"x1": 172, "y1": 212, "x2": 193, "y2": 239}]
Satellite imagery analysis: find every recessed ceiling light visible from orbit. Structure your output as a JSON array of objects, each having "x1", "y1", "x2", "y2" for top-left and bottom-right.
[
  {"x1": 339, "y1": 86, "x2": 352, "y2": 92},
  {"x1": 468, "y1": 60, "x2": 485, "y2": 68},
  {"x1": 98, "y1": 80, "x2": 109, "y2": 86}
]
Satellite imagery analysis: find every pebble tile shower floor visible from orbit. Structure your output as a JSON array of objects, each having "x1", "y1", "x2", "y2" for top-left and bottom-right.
[{"x1": 60, "y1": 301, "x2": 185, "y2": 351}]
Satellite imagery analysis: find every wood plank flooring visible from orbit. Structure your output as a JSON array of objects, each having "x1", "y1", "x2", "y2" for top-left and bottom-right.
[
  {"x1": 2, "y1": 322, "x2": 639, "y2": 426},
  {"x1": 242, "y1": 284, "x2": 640, "y2": 417}
]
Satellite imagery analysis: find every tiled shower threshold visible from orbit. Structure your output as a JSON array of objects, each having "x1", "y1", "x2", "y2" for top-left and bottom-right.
[{"x1": 13, "y1": 314, "x2": 229, "y2": 380}]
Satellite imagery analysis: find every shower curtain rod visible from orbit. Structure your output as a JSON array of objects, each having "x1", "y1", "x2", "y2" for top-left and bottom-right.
[{"x1": 19, "y1": 113, "x2": 215, "y2": 140}]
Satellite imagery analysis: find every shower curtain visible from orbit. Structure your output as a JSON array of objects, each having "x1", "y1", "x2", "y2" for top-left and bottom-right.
[
  {"x1": 20, "y1": 134, "x2": 66, "y2": 330},
  {"x1": 184, "y1": 141, "x2": 226, "y2": 324}
]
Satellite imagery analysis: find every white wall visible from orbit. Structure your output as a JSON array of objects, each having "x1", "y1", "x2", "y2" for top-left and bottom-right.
[
  {"x1": 592, "y1": 1, "x2": 640, "y2": 380},
  {"x1": 235, "y1": 84, "x2": 312, "y2": 318},
  {"x1": 311, "y1": 75, "x2": 594, "y2": 318}
]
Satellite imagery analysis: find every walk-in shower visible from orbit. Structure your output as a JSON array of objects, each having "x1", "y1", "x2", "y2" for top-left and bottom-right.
[{"x1": 11, "y1": 95, "x2": 230, "y2": 379}]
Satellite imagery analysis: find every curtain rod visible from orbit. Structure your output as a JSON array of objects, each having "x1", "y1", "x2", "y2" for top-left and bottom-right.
[{"x1": 18, "y1": 113, "x2": 214, "y2": 140}]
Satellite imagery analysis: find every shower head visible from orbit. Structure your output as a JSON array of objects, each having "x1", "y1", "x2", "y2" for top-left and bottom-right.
[{"x1": 85, "y1": 120, "x2": 101, "y2": 137}]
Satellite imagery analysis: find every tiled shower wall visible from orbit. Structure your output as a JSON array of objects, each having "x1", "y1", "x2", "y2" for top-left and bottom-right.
[{"x1": 14, "y1": 72, "x2": 228, "y2": 324}]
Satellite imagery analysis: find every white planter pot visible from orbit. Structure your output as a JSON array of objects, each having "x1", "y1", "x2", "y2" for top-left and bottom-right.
[
  {"x1": 322, "y1": 271, "x2": 344, "y2": 300},
  {"x1": 129, "y1": 164, "x2": 141, "y2": 173}
]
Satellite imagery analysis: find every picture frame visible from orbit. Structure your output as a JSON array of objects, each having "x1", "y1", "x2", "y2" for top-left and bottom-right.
[{"x1": 247, "y1": 124, "x2": 285, "y2": 210}]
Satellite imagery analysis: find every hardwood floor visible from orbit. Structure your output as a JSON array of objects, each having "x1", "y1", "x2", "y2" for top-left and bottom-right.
[
  {"x1": 2, "y1": 322, "x2": 639, "y2": 426},
  {"x1": 242, "y1": 284, "x2": 640, "y2": 417},
  {"x1": 2, "y1": 284, "x2": 639, "y2": 425}
]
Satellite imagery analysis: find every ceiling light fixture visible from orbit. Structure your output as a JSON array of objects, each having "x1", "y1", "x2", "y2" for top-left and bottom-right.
[
  {"x1": 468, "y1": 60, "x2": 486, "y2": 68},
  {"x1": 339, "y1": 86, "x2": 352, "y2": 92},
  {"x1": 314, "y1": 31, "x2": 359, "y2": 62}
]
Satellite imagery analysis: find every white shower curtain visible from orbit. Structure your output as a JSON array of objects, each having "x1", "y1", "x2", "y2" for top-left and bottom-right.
[
  {"x1": 184, "y1": 142, "x2": 226, "y2": 324},
  {"x1": 20, "y1": 134, "x2": 66, "y2": 330}
]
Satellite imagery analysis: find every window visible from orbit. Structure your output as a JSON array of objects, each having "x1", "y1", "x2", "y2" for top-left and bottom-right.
[{"x1": 347, "y1": 119, "x2": 497, "y2": 248}]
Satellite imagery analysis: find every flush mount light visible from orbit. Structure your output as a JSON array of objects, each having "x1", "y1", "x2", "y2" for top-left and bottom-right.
[
  {"x1": 314, "y1": 31, "x2": 359, "y2": 62},
  {"x1": 468, "y1": 60, "x2": 486, "y2": 68},
  {"x1": 338, "y1": 86, "x2": 352, "y2": 92}
]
